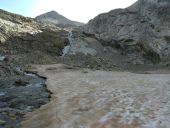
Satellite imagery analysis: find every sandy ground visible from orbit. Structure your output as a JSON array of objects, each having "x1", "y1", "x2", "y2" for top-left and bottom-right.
[{"x1": 21, "y1": 64, "x2": 170, "y2": 128}]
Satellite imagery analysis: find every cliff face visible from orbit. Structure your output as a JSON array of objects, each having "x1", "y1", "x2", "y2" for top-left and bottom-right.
[{"x1": 84, "y1": 0, "x2": 170, "y2": 63}]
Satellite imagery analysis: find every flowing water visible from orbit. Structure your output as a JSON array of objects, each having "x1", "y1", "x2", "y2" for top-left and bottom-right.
[
  {"x1": 62, "y1": 31, "x2": 72, "y2": 57},
  {"x1": 0, "y1": 71, "x2": 50, "y2": 128}
]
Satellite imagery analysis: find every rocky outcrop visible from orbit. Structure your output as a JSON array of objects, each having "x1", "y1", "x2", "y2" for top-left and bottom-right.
[
  {"x1": 35, "y1": 11, "x2": 84, "y2": 27},
  {"x1": 0, "y1": 9, "x2": 41, "y2": 44},
  {"x1": 84, "y1": 0, "x2": 170, "y2": 63}
]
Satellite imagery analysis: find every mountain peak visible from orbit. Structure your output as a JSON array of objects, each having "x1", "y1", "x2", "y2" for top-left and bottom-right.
[
  {"x1": 46, "y1": 10, "x2": 59, "y2": 15},
  {"x1": 35, "y1": 11, "x2": 84, "y2": 27},
  {"x1": 49, "y1": 10, "x2": 57, "y2": 13}
]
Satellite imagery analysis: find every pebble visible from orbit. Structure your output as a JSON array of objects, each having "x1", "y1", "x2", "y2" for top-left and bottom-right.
[
  {"x1": 0, "y1": 92, "x2": 6, "y2": 96},
  {"x1": 0, "y1": 56, "x2": 6, "y2": 61},
  {"x1": 0, "y1": 119, "x2": 6, "y2": 125}
]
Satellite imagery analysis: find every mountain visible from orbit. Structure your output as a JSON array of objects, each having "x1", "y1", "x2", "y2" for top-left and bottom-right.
[
  {"x1": 1, "y1": 5, "x2": 170, "y2": 128},
  {"x1": 0, "y1": 9, "x2": 70, "y2": 62},
  {"x1": 0, "y1": 9, "x2": 122, "y2": 70},
  {"x1": 84, "y1": 0, "x2": 170, "y2": 63},
  {"x1": 35, "y1": 11, "x2": 84, "y2": 27}
]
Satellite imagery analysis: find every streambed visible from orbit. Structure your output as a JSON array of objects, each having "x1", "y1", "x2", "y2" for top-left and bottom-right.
[{"x1": 0, "y1": 67, "x2": 50, "y2": 128}]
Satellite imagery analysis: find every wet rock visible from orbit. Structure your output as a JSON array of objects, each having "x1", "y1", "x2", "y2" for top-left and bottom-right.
[
  {"x1": 0, "y1": 62, "x2": 50, "y2": 128},
  {"x1": 14, "y1": 79, "x2": 29, "y2": 86},
  {"x1": 0, "y1": 102, "x2": 8, "y2": 108},
  {"x1": 0, "y1": 55, "x2": 7, "y2": 61},
  {"x1": 69, "y1": 38, "x2": 97, "y2": 56},
  {"x1": 0, "y1": 119, "x2": 6, "y2": 125},
  {"x1": 0, "y1": 92, "x2": 6, "y2": 96}
]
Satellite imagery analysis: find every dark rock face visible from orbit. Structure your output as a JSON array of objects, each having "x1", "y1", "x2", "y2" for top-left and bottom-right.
[
  {"x1": 35, "y1": 11, "x2": 84, "y2": 27},
  {"x1": 84, "y1": 0, "x2": 170, "y2": 63}
]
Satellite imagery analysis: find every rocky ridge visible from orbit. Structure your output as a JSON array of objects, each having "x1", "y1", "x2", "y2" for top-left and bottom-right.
[
  {"x1": 84, "y1": 0, "x2": 170, "y2": 63},
  {"x1": 0, "y1": 9, "x2": 40, "y2": 44}
]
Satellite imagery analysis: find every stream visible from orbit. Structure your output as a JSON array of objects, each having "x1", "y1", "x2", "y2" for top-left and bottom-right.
[
  {"x1": 62, "y1": 31, "x2": 73, "y2": 57},
  {"x1": 0, "y1": 69, "x2": 50, "y2": 128}
]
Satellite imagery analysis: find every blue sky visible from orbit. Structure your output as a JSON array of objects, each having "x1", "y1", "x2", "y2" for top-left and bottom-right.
[
  {"x1": 0, "y1": 0, "x2": 36, "y2": 17},
  {"x1": 0, "y1": 0, "x2": 137, "y2": 23}
]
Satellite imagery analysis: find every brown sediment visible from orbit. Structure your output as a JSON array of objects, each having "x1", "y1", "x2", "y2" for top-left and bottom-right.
[{"x1": 21, "y1": 64, "x2": 170, "y2": 128}]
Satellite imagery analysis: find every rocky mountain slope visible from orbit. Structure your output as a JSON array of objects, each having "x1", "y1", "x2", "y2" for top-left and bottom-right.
[
  {"x1": 0, "y1": 1, "x2": 170, "y2": 127},
  {"x1": 0, "y1": 9, "x2": 70, "y2": 64},
  {"x1": 0, "y1": 9, "x2": 124, "y2": 128},
  {"x1": 0, "y1": 9, "x2": 39, "y2": 44},
  {"x1": 84, "y1": 0, "x2": 170, "y2": 63},
  {"x1": 0, "y1": 9, "x2": 56, "y2": 128},
  {"x1": 0, "y1": 9, "x2": 125, "y2": 72},
  {"x1": 35, "y1": 11, "x2": 84, "y2": 27}
]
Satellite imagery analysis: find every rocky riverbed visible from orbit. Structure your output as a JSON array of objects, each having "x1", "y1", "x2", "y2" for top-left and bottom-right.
[{"x1": 0, "y1": 60, "x2": 50, "y2": 128}]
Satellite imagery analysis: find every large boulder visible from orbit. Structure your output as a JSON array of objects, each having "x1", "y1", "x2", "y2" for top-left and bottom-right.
[{"x1": 84, "y1": 0, "x2": 170, "y2": 63}]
